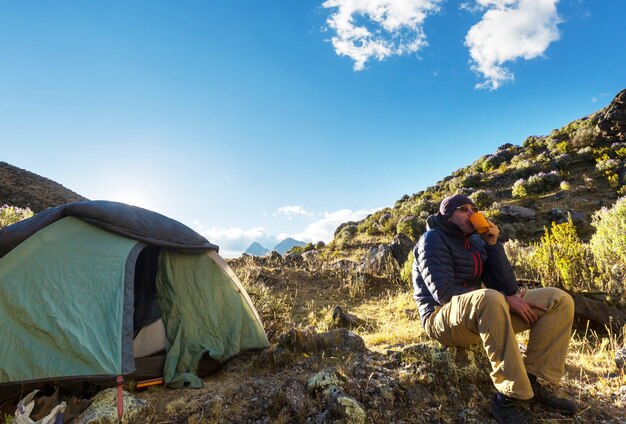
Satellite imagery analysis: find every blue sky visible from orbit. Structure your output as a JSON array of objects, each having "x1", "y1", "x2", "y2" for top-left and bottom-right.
[{"x1": 1, "y1": 0, "x2": 624, "y2": 256}]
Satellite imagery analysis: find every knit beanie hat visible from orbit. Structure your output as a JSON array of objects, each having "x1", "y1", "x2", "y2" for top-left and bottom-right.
[{"x1": 438, "y1": 194, "x2": 476, "y2": 218}]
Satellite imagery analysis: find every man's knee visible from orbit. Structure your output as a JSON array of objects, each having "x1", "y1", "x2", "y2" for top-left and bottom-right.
[
  {"x1": 474, "y1": 288, "x2": 508, "y2": 310},
  {"x1": 552, "y1": 288, "x2": 575, "y2": 318}
]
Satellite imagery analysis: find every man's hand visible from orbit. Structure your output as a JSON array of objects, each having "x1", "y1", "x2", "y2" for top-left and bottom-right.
[
  {"x1": 505, "y1": 292, "x2": 548, "y2": 325},
  {"x1": 481, "y1": 219, "x2": 500, "y2": 245}
]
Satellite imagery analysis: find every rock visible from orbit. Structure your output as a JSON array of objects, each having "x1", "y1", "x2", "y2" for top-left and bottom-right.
[
  {"x1": 548, "y1": 208, "x2": 586, "y2": 226},
  {"x1": 404, "y1": 383, "x2": 434, "y2": 405},
  {"x1": 572, "y1": 293, "x2": 626, "y2": 331},
  {"x1": 250, "y1": 269, "x2": 279, "y2": 286},
  {"x1": 331, "y1": 306, "x2": 368, "y2": 330},
  {"x1": 597, "y1": 89, "x2": 626, "y2": 141},
  {"x1": 268, "y1": 250, "x2": 283, "y2": 262},
  {"x1": 389, "y1": 233, "x2": 415, "y2": 266},
  {"x1": 325, "y1": 259, "x2": 358, "y2": 272},
  {"x1": 307, "y1": 369, "x2": 345, "y2": 395},
  {"x1": 618, "y1": 167, "x2": 626, "y2": 186},
  {"x1": 278, "y1": 328, "x2": 366, "y2": 354},
  {"x1": 497, "y1": 143, "x2": 515, "y2": 152},
  {"x1": 301, "y1": 251, "x2": 318, "y2": 262},
  {"x1": 358, "y1": 244, "x2": 398, "y2": 275},
  {"x1": 378, "y1": 213, "x2": 391, "y2": 225},
  {"x1": 307, "y1": 369, "x2": 366, "y2": 424},
  {"x1": 499, "y1": 205, "x2": 536, "y2": 220},
  {"x1": 329, "y1": 396, "x2": 366, "y2": 424},
  {"x1": 284, "y1": 252, "x2": 304, "y2": 267},
  {"x1": 77, "y1": 388, "x2": 150, "y2": 424},
  {"x1": 272, "y1": 379, "x2": 308, "y2": 417}
]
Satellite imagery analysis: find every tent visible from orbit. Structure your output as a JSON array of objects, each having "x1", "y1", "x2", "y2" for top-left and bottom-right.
[{"x1": 0, "y1": 201, "x2": 269, "y2": 389}]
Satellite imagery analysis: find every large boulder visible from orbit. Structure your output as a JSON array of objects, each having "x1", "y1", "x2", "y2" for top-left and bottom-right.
[
  {"x1": 358, "y1": 244, "x2": 398, "y2": 275},
  {"x1": 597, "y1": 89, "x2": 626, "y2": 141},
  {"x1": 499, "y1": 205, "x2": 536, "y2": 220},
  {"x1": 548, "y1": 208, "x2": 587, "y2": 226},
  {"x1": 278, "y1": 328, "x2": 366, "y2": 354},
  {"x1": 389, "y1": 233, "x2": 415, "y2": 266}
]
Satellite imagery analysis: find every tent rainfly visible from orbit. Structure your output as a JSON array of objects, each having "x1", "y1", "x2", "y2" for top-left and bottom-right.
[{"x1": 0, "y1": 200, "x2": 269, "y2": 389}]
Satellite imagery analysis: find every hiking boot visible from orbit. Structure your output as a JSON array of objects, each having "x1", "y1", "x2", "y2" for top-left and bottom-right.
[
  {"x1": 491, "y1": 393, "x2": 534, "y2": 424},
  {"x1": 529, "y1": 375, "x2": 578, "y2": 415}
]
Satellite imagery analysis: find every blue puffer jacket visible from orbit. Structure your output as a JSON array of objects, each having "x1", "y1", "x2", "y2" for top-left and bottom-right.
[{"x1": 412, "y1": 214, "x2": 518, "y2": 324}]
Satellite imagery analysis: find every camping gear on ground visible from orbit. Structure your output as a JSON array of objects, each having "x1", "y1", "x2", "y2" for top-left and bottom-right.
[
  {"x1": 14, "y1": 389, "x2": 66, "y2": 424},
  {"x1": 0, "y1": 200, "x2": 269, "y2": 391}
]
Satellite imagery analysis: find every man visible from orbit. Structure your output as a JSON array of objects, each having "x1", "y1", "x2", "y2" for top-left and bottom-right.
[{"x1": 412, "y1": 194, "x2": 577, "y2": 423}]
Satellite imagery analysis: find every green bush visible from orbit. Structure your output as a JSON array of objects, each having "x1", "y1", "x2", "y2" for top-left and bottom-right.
[
  {"x1": 469, "y1": 190, "x2": 496, "y2": 210},
  {"x1": 512, "y1": 171, "x2": 562, "y2": 197},
  {"x1": 396, "y1": 216, "x2": 423, "y2": 240},
  {"x1": 571, "y1": 126, "x2": 597, "y2": 149},
  {"x1": 400, "y1": 250, "x2": 415, "y2": 285},
  {"x1": 590, "y1": 197, "x2": 626, "y2": 300},
  {"x1": 512, "y1": 179, "x2": 528, "y2": 198},
  {"x1": 481, "y1": 155, "x2": 506, "y2": 173},
  {"x1": 527, "y1": 217, "x2": 593, "y2": 292},
  {"x1": 0, "y1": 205, "x2": 33, "y2": 229}
]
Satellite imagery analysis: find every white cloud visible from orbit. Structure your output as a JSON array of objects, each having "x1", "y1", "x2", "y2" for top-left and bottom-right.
[
  {"x1": 275, "y1": 205, "x2": 314, "y2": 217},
  {"x1": 464, "y1": 0, "x2": 561, "y2": 90},
  {"x1": 322, "y1": 0, "x2": 442, "y2": 71},
  {"x1": 278, "y1": 207, "x2": 379, "y2": 243},
  {"x1": 193, "y1": 207, "x2": 380, "y2": 258}
]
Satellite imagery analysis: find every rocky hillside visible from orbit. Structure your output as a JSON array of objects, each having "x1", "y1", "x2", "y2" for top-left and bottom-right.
[
  {"x1": 0, "y1": 161, "x2": 87, "y2": 211},
  {"x1": 319, "y1": 89, "x2": 626, "y2": 262}
]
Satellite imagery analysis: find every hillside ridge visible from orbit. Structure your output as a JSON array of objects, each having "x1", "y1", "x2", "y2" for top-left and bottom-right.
[{"x1": 0, "y1": 161, "x2": 87, "y2": 212}]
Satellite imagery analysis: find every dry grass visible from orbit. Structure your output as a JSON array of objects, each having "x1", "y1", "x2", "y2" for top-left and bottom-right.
[{"x1": 352, "y1": 289, "x2": 426, "y2": 348}]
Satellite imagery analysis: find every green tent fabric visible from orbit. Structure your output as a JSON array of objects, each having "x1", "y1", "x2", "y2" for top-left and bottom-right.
[
  {"x1": 0, "y1": 217, "x2": 140, "y2": 383},
  {"x1": 157, "y1": 250, "x2": 269, "y2": 388},
  {"x1": 0, "y1": 200, "x2": 269, "y2": 388}
]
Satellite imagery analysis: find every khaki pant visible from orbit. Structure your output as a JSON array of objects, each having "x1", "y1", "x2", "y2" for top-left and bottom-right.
[{"x1": 424, "y1": 288, "x2": 574, "y2": 399}]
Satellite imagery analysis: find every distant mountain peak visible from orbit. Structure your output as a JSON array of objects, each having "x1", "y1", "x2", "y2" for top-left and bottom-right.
[
  {"x1": 273, "y1": 238, "x2": 305, "y2": 255},
  {"x1": 244, "y1": 242, "x2": 270, "y2": 257}
]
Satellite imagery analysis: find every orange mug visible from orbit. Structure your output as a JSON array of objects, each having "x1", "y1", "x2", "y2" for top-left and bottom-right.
[{"x1": 469, "y1": 212, "x2": 490, "y2": 234}]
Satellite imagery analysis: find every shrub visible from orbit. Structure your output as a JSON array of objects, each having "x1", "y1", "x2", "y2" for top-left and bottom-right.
[
  {"x1": 366, "y1": 225, "x2": 382, "y2": 236},
  {"x1": 396, "y1": 216, "x2": 423, "y2": 240},
  {"x1": 608, "y1": 173, "x2": 620, "y2": 189},
  {"x1": 240, "y1": 278, "x2": 293, "y2": 342},
  {"x1": 576, "y1": 146, "x2": 594, "y2": 161},
  {"x1": 0, "y1": 205, "x2": 33, "y2": 229},
  {"x1": 590, "y1": 197, "x2": 626, "y2": 300},
  {"x1": 555, "y1": 141, "x2": 569, "y2": 155},
  {"x1": 341, "y1": 224, "x2": 358, "y2": 239},
  {"x1": 571, "y1": 126, "x2": 597, "y2": 149},
  {"x1": 525, "y1": 171, "x2": 561, "y2": 194},
  {"x1": 469, "y1": 190, "x2": 495, "y2": 210},
  {"x1": 481, "y1": 155, "x2": 506, "y2": 173},
  {"x1": 400, "y1": 250, "x2": 415, "y2": 285},
  {"x1": 527, "y1": 217, "x2": 593, "y2": 292},
  {"x1": 512, "y1": 179, "x2": 528, "y2": 198},
  {"x1": 596, "y1": 157, "x2": 621, "y2": 175},
  {"x1": 503, "y1": 239, "x2": 535, "y2": 280}
]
